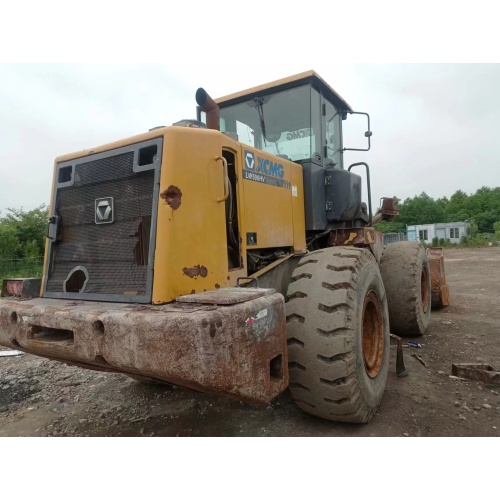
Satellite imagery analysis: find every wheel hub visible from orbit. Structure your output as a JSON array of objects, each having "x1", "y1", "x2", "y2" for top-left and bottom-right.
[{"x1": 362, "y1": 290, "x2": 384, "y2": 378}]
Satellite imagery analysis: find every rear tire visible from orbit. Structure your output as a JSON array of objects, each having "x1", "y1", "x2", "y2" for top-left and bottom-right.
[
  {"x1": 379, "y1": 242, "x2": 431, "y2": 337},
  {"x1": 286, "y1": 247, "x2": 390, "y2": 423}
]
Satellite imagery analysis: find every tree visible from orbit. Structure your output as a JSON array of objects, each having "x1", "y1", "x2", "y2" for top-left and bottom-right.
[
  {"x1": 0, "y1": 204, "x2": 48, "y2": 259},
  {"x1": 23, "y1": 240, "x2": 40, "y2": 261},
  {"x1": 375, "y1": 187, "x2": 500, "y2": 234},
  {"x1": 374, "y1": 220, "x2": 406, "y2": 234},
  {"x1": 0, "y1": 226, "x2": 20, "y2": 259},
  {"x1": 469, "y1": 219, "x2": 478, "y2": 237},
  {"x1": 494, "y1": 221, "x2": 500, "y2": 240},
  {"x1": 397, "y1": 192, "x2": 446, "y2": 226}
]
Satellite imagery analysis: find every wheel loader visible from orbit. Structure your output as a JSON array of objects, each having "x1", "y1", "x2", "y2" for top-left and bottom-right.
[{"x1": 0, "y1": 70, "x2": 449, "y2": 423}]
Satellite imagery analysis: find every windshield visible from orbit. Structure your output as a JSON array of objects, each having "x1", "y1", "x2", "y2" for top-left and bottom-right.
[{"x1": 219, "y1": 85, "x2": 322, "y2": 163}]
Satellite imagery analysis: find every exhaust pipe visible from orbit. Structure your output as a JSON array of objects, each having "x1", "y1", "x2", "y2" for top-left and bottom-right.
[{"x1": 196, "y1": 88, "x2": 220, "y2": 131}]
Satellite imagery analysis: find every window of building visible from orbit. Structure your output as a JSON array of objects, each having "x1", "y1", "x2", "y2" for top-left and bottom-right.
[
  {"x1": 450, "y1": 228, "x2": 459, "y2": 238},
  {"x1": 419, "y1": 230, "x2": 428, "y2": 241}
]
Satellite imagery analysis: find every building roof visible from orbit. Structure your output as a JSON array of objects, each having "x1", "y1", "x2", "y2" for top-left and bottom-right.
[
  {"x1": 215, "y1": 70, "x2": 353, "y2": 111},
  {"x1": 407, "y1": 221, "x2": 469, "y2": 228}
]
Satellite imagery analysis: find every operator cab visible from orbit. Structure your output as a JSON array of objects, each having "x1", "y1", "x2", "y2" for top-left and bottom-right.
[
  {"x1": 205, "y1": 71, "x2": 371, "y2": 232},
  {"x1": 214, "y1": 70, "x2": 351, "y2": 170}
]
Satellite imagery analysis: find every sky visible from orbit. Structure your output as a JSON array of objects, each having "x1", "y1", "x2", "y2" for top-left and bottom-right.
[{"x1": 1, "y1": 63, "x2": 499, "y2": 215}]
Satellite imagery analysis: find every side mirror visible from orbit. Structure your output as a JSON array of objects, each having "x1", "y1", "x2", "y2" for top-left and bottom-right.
[{"x1": 344, "y1": 111, "x2": 372, "y2": 152}]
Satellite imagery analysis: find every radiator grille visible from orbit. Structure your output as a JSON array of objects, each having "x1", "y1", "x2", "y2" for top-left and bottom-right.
[{"x1": 45, "y1": 149, "x2": 156, "y2": 297}]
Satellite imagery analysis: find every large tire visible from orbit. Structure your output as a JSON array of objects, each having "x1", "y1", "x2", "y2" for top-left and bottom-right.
[
  {"x1": 285, "y1": 247, "x2": 390, "y2": 423},
  {"x1": 379, "y1": 242, "x2": 431, "y2": 337}
]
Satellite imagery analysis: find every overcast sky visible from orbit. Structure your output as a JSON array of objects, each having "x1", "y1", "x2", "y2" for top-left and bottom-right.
[{"x1": 1, "y1": 63, "x2": 499, "y2": 214}]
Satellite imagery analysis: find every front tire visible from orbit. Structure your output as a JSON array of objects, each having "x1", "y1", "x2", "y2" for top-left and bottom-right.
[{"x1": 286, "y1": 247, "x2": 390, "y2": 423}]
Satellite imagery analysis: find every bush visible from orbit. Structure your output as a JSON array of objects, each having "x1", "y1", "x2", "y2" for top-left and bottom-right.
[
  {"x1": 0, "y1": 256, "x2": 44, "y2": 285},
  {"x1": 493, "y1": 221, "x2": 500, "y2": 241}
]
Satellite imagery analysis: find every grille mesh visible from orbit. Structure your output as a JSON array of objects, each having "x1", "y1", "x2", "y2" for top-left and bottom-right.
[{"x1": 45, "y1": 151, "x2": 155, "y2": 296}]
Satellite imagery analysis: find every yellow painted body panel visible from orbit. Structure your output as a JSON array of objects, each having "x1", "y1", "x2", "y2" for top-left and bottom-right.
[
  {"x1": 42, "y1": 126, "x2": 306, "y2": 303},
  {"x1": 152, "y1": 127, "x2": 228, "y2": 303},
  {"x1": 290, "y1": 163, "x2": 307, "y2": 254},
  {"x1": 215, "y1": 70, "x2": 352, "y2": 112},
  {"x1": 152, "y1": 130, "x2": 306, "y2": 302},
  {"x1": 238, "y1": 145, "x2": 306, "y2": 251}
]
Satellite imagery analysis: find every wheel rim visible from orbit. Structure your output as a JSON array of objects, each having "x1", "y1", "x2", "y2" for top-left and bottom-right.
[
  {"x1": 421, "y1": 266, "x2": 429, "y2": 313},
  {"x1": 362, "y1": 290, "x2": 384, "y2": 379}
]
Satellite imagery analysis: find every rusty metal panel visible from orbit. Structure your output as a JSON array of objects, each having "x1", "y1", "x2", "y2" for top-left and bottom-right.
[
  {"x1": 328, "y1": 227, "x2": 376, "y2": 246},
  {"x1": 177, "y1": 287, "x2": 275, "y2": 305},
  {"x1": 452, "y1": 363, "x2": 500, "y2": 385},
  {"x1": 1, "y1": 278, "x2": 42, "y2": 299},
  {"x1": 0, "y1": 294, "x2": 288, "y2": 404},
  {"x1": 380, "y1": 197, "x2": 400, "y2": 218},
  {"x1": 327, "y1": 227, "x2": 384, "y2": 263}
]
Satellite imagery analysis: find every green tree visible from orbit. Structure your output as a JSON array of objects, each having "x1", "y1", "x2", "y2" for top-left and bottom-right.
[
  {"x1": 23, "y1": 240, "x2": 40, "y2": 261},
  {"x1": 494, "y1": 221, "x2": 500, "y2": 240},
  {"x1": 0, "y1": 204, "x2": 48, "y2": 258},
  {"x1": 446, "y1": 187, "x2": 500, "y2": 230},
  {"x1": 0, "y1": 226, "x2": 20, "y2": 259},
  {"x1": 374, "y1": 220, "x2": 406, "y2": 233},
  {"x1": 469, "y1": 219, "x2": 478, "y2": 237},
  {"x1": 396, "y1": 192, "x2": 446, "y2": 226}
]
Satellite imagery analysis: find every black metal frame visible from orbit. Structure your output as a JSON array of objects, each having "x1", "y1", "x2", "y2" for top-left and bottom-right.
[
  {"x1": 43, "y1": 138, "x2": 163, "y2": 304},
  {"x1": 343, "y1": 111, "x2": 372, "y2": 152},
  {"x1": 348, "y1": 162, "x2": 372, "y2": 224}
]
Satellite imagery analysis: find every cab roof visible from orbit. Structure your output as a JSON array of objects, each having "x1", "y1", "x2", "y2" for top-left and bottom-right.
[{"x1": 215, "y1": 70, "x2": 352, "y2": 112}]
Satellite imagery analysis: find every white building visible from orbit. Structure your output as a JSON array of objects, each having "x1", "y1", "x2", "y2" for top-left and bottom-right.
[{"x1": 407, "y1": 222, "x2": 470, "y2": 244}]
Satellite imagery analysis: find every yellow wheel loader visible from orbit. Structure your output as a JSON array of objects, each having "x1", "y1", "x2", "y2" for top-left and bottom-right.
[{"x1": 0, "y1": 71, "x2": 448, "y2": 423}]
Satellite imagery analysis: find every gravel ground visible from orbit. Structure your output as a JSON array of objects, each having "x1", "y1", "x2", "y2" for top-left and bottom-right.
[{"x1": 1, "y1": 246, "x2": 499, "y2": 437}]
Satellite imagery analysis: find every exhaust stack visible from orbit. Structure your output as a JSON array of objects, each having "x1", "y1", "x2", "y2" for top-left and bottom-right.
[{"x1": 196, "y1": 88, "x2": 220, "y2": 131}]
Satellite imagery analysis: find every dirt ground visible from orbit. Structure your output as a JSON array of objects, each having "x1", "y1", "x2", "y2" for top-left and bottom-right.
[{"x1": 1, "y1": 247, "x2": 499, "y2": 437}]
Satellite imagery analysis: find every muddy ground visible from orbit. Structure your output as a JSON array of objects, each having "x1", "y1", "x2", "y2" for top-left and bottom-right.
[{"x1": 1, "y1": 247, "x2": 499, "y2": 437}]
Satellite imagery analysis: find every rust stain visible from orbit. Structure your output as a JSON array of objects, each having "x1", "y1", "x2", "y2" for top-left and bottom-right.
[
  {"x1": 160, "y1": 185, "x2": 182, "y2": 210},
  {"x1": 6, "y1": 281, "x2": 23, "y2": 297},
  {"x1": 427, "y1": 247, "x2": 450, "y2": 308},
  {"x1": 343, "y1": 232, "x2": 357, "y2": 245},
  {"x1": 182, "y1": 265, "x2": 208, "y2": 279},
  {"x1": 0, "y1": 294, "x2": 288, "y2": 405},
  {"x1": 215, "y1": 283, "x2": 220, "y2": 289}
]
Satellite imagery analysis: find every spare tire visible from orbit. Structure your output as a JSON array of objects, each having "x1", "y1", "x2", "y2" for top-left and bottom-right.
[{"x1": 379, "y1": 242, "x2": 431, "y2": 337}]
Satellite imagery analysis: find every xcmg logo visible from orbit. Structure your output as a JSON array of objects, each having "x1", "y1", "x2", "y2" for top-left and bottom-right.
[
  {"x1": 244, "y1": 150, "x2": 284, "y2": 179},
  {"x1": 245, "y1": 150, "x2": 255, "y2": 170},
  {"x1": 243, "y1": 150, "x2": 290, "y2": 190}
]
